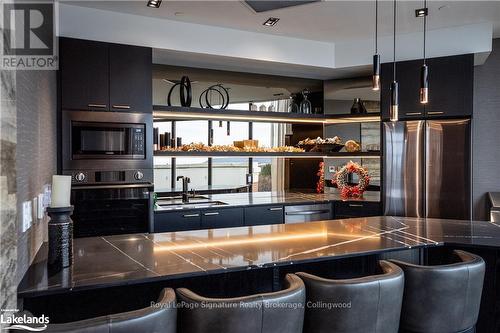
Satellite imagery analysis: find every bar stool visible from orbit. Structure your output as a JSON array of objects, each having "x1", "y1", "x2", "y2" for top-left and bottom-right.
[
  {"x1": 389, "y1": 249, "x2": 485, "y2": 333},
  {"x1": 176, "y1": 273, "x2": 305, "y2": 333},
  {"x1": 44, "y1": 288, "x2": 177, "y2": 333},
  {"x1": 296, "y1": 260, "x2": 404, "y2": 333}
]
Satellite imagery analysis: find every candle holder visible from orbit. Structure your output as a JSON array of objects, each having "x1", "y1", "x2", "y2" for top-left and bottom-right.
[{"x1": 47, "y1": 206, "x2": 74, "y2": 270}]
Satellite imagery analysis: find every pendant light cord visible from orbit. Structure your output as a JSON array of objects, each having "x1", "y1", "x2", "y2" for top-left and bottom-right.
[
  {"x1": 423, "y1": 0, "x2": 427, "y2": 64},
  {"x1": 375, "y1": 0, "x2": 378, "y2": 53},
  {"x1": 393, "y1": 0, "x2": 397, "y2": 81}
]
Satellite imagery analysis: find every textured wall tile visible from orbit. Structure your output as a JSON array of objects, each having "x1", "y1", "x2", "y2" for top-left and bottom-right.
[
  {"x1": 473, "y1": 38, "x2": 500, "y2": 220},
  {"x1": 15, "y1": 70, "x2": 57, "y2": 283}
]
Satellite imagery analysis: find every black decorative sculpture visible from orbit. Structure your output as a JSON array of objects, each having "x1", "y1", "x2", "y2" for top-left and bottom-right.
[
  {"x1": 167, "y1": 76, "x2": 192, "y2": 107},
  {"x1": 199, "y1": 84, "x2": 230, "y2": 109}
]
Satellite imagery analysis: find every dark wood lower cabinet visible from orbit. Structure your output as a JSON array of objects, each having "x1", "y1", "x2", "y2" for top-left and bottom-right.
[
  {"x1": 201, "y1": 208, "x2": 244, "y2": 229},
  {"x1": 154, "y1": 210, "x2": 201, "y2": 233},
  {"x1": 244, "y1": 205, "x2": 284, "y2": 226},
  {"x1": 154, "y1": 201, "x2": 382, "y2": 232},
  {"x1": 334, "y1": 201, "x2": 381, "y2": 219}
]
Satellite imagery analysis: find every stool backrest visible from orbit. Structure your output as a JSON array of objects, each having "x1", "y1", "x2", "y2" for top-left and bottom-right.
[
  {"x1": 297, "y1": 260, "x2": 404, "y2": 333},
  {"x1": 176, "y1": 273, "x2": 305, "y2": 333},
  {"x1": 390, "y1": 250, "x2": 485, "y2": 333},
  {"x1": 44, "y1": 288, "x2": 177, "y2": 333}
]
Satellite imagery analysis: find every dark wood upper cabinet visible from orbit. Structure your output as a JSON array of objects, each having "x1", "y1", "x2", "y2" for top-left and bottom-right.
[
  {"x1": 109, "y1": 44, "x2": 152, "y2": 112},
  {"x1": 381, "y1": 54, "x2": 473, "y2": 120},
  {"x1": 381, "y1": 59, "x2": 423, "y2": 120},
  {"x1": 60, "y1": 38, "x2": 109, "y2": 111},
  {"x1": 60, "y1": 37, "x2": 152, "y2": 113},
  {"x1": 424, "y1": 54, "x2": 473, "y2": 117}
]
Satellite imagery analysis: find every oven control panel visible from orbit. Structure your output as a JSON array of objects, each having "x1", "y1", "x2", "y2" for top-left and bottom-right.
[
  {"x1": 132, "y1": 128, "x2": 145, "y2": 155},
  {"x1": 66, "y1": 169, "x2": 153, "y2": 185}
]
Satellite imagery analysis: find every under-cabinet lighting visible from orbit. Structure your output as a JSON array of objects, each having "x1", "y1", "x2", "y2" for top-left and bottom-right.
[{"x1": 153, "y1": 111, "x2": 380, "y2": 125}]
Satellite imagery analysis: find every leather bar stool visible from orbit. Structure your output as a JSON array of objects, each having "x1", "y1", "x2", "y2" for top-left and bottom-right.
[
  {"x1": 389, "y1": 249, "x2": 485, "y2": 333},
  {"x1": 296, "y1": 260, "x2": 404, "y2": 333},
  {"x1": 44, "y1": 288, "x2": 177, "y2": 333},
  {"x1": 176, "y1": 273, "x2": 305, "y2": 333}
]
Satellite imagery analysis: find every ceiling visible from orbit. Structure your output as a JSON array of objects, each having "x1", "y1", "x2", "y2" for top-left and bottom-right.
[{"x1": 67, "y1": 1, "x2": 500, "y2": 42}]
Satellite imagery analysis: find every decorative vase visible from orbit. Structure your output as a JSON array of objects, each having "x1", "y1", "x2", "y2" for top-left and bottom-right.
[
  {"x1": 288, "y1": 94, "x2": 299, "y2": 113},
  {"x1": 300, "y1": 89, "x2": 312, "y2": 114},
  {"x1": 350, "y1": 98, "x2": 367, "y2": 114},
  {"x1": 47, "y1": 206, "x2": 74, "y2": 271}
]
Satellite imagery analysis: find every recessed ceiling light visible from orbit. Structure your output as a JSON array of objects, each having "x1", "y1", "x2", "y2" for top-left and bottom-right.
[
  {"x1": 415, "y1": 8, "x2": 428, "y2": 17},
  {"x1": 147, "y1": 0, "x2": 161, "y2": 8},
  {"x1": 263, "y1": 17, "x2": 280, "y2": 27}
]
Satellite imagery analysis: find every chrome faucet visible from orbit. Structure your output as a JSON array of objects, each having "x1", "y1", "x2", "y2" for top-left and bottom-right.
[{"x1": 176, "y1": 176, "x2": 191, "y2": 203}]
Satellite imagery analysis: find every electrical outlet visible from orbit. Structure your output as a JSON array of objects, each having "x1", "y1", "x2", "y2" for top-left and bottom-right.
[
  {"x1": 328, "y1": 166, "x2": 336, "y2": 173},
  {"x1": 42, "y1": 184, "x2": 51, "y2": 208},
  {"x1": 22, "y1": 200, "x2": 32, "y2": 232}
]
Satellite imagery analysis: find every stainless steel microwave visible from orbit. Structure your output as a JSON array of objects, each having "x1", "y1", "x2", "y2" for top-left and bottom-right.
[{"x1": 62, "y1": 110, "x2": 153, "y2": 171}]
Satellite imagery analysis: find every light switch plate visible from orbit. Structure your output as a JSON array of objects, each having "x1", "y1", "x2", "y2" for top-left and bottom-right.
[
  {"x1": 37, "y1": 193, "x2": 44, "y2": 219},
  {"x1": 22, "y1": 200, "x2": 32, "y2": 232},
  {"x1": 32, "y1": 196, "x2": 38, "y2": 221}
]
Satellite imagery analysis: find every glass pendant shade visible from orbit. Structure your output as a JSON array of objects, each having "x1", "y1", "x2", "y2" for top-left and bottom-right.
[
  {"x1": 372, "y1": 54, "x2": 381, "y2": 91},
  {"x1": 420, "y1": 64, "x2": 429, "y2": 104},
  {"x1": 390, "y1": 81, "x2": 399, "y2": 122}
]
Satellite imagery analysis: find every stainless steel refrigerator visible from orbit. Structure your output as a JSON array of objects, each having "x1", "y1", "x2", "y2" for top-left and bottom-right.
[{"x1": 383, "y1": 119, "x2": 471, "y2": 219}]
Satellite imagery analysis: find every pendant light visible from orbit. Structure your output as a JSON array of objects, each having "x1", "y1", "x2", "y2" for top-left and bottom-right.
[
  {"x1": 419, "y1": 0, "x2": 429, "y2": 104},
  {"x1": 390, "y1": 0, "x2": 399, "y2": 122},
  {"x1": 372, "y1": 0, "x2": 380, "y2": 91}
]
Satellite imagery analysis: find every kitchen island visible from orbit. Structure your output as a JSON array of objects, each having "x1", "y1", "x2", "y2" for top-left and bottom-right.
[{"x1": 18, "y1": 216, "x2": 500, "y2": 331}]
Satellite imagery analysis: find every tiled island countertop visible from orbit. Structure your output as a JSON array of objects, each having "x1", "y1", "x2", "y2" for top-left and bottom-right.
[{"x1": 18, "y1": 216, "x2": 500, "y2": 297}]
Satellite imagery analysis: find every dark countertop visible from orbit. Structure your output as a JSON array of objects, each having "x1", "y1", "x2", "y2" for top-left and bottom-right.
[
  {"x1": 18, "y1": 216, "x2": 500, "y2": 297},
  {"x1": 155, "y1": 190, "x2": 381, "y2": 212}
]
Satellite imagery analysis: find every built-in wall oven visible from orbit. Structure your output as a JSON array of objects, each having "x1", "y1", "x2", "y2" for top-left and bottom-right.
[{"x1": 62, "y1": 110, "x2": 154, "y2": 237}]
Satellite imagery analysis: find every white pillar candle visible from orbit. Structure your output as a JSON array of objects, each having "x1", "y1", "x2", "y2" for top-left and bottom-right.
[{"x1": 51, "y1": 175, "x2": 72, "y2": 208}]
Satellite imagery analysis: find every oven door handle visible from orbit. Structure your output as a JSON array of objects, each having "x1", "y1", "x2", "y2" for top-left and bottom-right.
[{"x1": 72, "y1": 183, "x2": 154, "y2": 190}]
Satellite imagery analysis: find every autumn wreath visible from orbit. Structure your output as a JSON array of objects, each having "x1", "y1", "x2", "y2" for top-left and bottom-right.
[{"x1": 333, "y1": 161, "x2": 370, "y2": 198}]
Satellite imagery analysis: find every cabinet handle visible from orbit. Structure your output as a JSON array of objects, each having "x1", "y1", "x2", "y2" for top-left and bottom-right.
[
  {"x1": 203, "y1": 212, "x2": 219, "y2": 216},
  {"x1": 183, "y1": 214, "x2": 200, "y2": 218},
  {"x1": 268, "y1": 207, "x2": 283, "y2": 211},
  {"x1": 348, "y1": 204, "x2": 364, "y2": 207},
  {"x1": 88, "y1": 103, "x2": 106, "y2": 108},
  {"x1": 405, "y1": 112, "x2": 422, "y2": 116},
  {"x1": 112, "y1": 105, "x2": 131, "y2": 109},
  {"x1": 427, "y1": 111, "x2": 444, "y2": 115}
]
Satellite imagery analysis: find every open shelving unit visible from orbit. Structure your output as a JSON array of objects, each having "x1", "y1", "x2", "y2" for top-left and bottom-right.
[{"x1": 153, "y1": 105, "x2": 381, "y2": 125}]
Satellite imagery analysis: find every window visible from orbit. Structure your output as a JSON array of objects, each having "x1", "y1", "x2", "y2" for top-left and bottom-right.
[{"x1": 153, "y1": 100, "x2": 289, "y2": 193}]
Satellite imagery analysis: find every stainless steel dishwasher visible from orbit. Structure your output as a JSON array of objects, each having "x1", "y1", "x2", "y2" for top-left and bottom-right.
[{"x1": 284, "y1": 203, "x2": 332, "y2": 224}]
